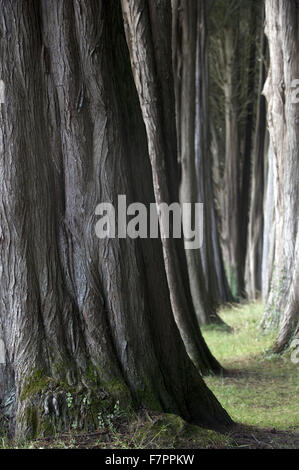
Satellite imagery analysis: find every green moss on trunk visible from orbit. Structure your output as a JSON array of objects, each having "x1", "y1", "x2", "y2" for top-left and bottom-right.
[{"x1": 17, "y1": 368, "x2": 133, "y2": 439}]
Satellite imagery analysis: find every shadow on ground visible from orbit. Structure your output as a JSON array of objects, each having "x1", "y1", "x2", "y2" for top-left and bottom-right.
[{"x1": 228, "y1": 423, "x2": 299, "y2": 449}]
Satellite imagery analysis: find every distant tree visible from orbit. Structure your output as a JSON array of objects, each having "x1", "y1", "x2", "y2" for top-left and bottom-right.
[
  {"x1": 172, "y1": 0, "x2": 232, "y2": 325},
  {"x1": 209, "y1": 0, "x2": 263, "y2": 299},
  {"x1": 245, "y1": 23, "x2": 268, "y2": 300}
]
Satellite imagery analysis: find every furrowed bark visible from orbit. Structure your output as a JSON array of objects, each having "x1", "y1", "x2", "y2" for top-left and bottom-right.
[
  {"x1": 0, "y1": 0, "x2": 232, "y2": 437},
  {"x1": 262, "y1": 0, "x2": 299, "y2": 352},
  {"x1": 121, "y1": 0, "x2": 226, "y2": 373}
]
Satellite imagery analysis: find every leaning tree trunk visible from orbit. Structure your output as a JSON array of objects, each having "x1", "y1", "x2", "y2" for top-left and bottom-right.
[
  {"x1": 121, "y1": 0, "x2": 225, "y2": 370},
  {"x1": 172, "y1": 0, "x2": 231, "y2": 326},
  {"x1": 0, "y1": 0, "x2": 233, "y2": 438},
  {"x1": 262, "y1": 0, "x2": 299, "y2": 352}
]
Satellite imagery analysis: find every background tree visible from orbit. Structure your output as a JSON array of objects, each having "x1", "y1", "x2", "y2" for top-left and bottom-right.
[
  {"x1": 245, "y1": 23, "x2": 268, "y2": 300},
  {"x1": 209, "y1": 0, "x2": 264, "y2": 299},
  {"x1": 172, "y1": 0, "x2": 232, "y2": 326}
]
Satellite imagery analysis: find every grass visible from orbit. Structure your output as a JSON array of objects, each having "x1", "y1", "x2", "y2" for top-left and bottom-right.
[
  {"x1": 92, "y1": 412, "x2": 232, "y2": 449},
  {"x1": 202, "y1": 301, "x2": 299, "y2": 432}
]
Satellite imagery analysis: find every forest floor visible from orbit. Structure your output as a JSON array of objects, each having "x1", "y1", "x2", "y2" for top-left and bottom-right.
[
  {"x1": 203, "y1": 301, "x2": 299, "y2": 449},
  {"x1": 1, "y1": 302, "x2": 298, "y2": 449}
]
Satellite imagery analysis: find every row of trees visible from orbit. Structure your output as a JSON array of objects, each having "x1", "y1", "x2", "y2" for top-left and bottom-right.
[
  {"x1": 0, "y1": 0, "x2": 298, "y2": 438},
  {"x1": 208, "y1": 0, "x2": 298, "y2": 353}
]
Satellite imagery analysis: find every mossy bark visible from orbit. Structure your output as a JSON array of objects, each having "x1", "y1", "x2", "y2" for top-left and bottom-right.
[{"x1": 17, "y1": 369, "x2": 131, "y2": 439}]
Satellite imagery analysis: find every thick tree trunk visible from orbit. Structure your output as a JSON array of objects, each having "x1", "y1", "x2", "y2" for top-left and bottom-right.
[
  {"x1": 262, "y1": 0, "x2": 299, "y2": 352},
  {"x1": 172, "y1": 0, "x2": 231, "y2": 325},
  {"x1": 0, "y1": 0, "x2": 232, "y2": 438},
  {"x1": 121, "y1": 0, "x2": 226, "y2": 369}
]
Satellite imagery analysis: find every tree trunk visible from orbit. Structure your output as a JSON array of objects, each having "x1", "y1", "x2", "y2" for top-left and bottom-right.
[
  {"x1": 222, "y1": 25, "x2": 244, "y2": 299},
  {"x1": 261, "y1": 138, "x2": 275, "y2": 302},
  {"x1": 239, "y1": 2, "x2": 259, "y2": 296},
  {"x1": 262, "y1": 0, "x2": 299, "y2": 352},
  {"x1": 245, "y1": 28, "x2": 267, "y2": 300},
  {"x1": 121, "y1": 0, "x2": 226, "y2": 368},
  {"x1": 0, "y1": 0, "x2": 232, "y2": 438},
  {"x1": 194, "y1": 0, "x2": 232, "y2": 309},
  {"x1": 172, "y1": 0, "x2": 231, "y2": 326}
]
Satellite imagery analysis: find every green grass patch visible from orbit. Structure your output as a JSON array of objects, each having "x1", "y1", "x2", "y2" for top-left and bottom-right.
[{"x1": 202, "y1": 301, "x2": 299, "y2": 431}]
